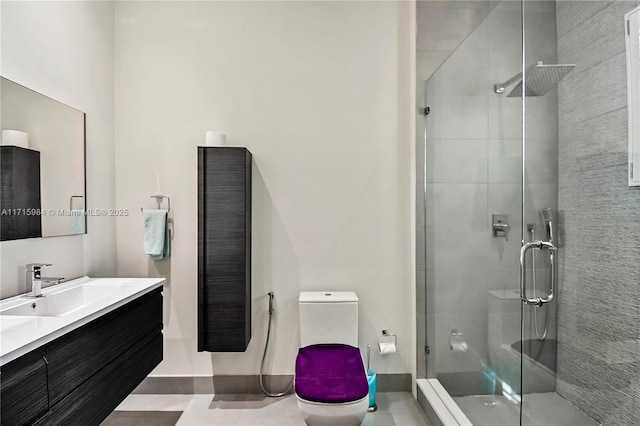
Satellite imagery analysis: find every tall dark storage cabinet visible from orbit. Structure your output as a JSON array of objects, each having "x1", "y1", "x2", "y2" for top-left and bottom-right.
[
  {"x1": 0, "y1": 146, "x2": 42, "y2": 241},
  {"x1": 198, "y1": 147, "x2": 252, "y2": 352}
]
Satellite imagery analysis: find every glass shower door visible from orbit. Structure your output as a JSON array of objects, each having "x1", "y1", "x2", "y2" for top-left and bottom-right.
[
  {"x1": 517, "y1": 2, "x2": 562, "y2": 424},
  {"x1": 517, "y1": 2, "x2": 562, "y2": 423},
  {"x1": 419, "y1": 1, "x2": 525, "y2": 424}
]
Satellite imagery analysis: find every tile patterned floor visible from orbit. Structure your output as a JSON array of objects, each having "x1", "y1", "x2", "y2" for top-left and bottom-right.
[{"x1": 101, "y1": 392, "x2": 429, "y2": 426}]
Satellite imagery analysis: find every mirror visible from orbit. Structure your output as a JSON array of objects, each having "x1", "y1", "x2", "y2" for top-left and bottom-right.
[
  {"x1": 626, "y1": 7, "x2": 640, "y2": 186},
  {"x1": 0, "y1": 77, "x2": 86, "y2": 240}
]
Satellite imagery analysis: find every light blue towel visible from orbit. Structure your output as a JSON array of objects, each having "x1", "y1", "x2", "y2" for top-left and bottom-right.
[
  {"x1": 70, "y1": 209, "x2": 85, "y2": 234},
  {"x1": 151, "y1": 220, "x2": 171, "y2": 261},
  {"x1": 144, "y1": 210, "x2": 168, "y2": 258}
]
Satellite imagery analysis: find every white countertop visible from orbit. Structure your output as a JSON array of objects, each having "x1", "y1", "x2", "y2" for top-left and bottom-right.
[{"x1": 0, "y1": 276, "x2": 165, "y2": 366}]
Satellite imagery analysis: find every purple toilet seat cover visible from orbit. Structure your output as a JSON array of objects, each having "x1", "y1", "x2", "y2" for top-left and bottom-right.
[{"x1": 295, "y1": 344, "x2": 368, "y2": 404}]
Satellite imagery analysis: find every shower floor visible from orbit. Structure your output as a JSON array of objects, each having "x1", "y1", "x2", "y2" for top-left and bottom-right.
[{"x1": 453, "y1": 392, "x2": 598, "y2": 426}]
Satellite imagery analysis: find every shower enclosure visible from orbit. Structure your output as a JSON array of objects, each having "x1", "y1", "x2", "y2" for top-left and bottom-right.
[{"x1": 416, "y1": 1, "x2": 640, "y2": 425}]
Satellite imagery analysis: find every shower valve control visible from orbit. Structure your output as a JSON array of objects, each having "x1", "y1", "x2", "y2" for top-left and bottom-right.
[{"x1": 492, "y1": 214, "x2": 510, "y2": 240}]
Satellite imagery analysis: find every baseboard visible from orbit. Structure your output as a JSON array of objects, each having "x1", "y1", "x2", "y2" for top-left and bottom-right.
[
  {"x1": 377, "y1": 373, "x2": 412, "y2": 392},
  {"x1": 133, "y1": 374, "x2": 412, "y2": 394}
]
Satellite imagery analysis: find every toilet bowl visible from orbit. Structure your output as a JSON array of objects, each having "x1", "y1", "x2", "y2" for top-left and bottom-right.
[
  {"x1": 295, "y1": 292, "x2": 369, "y2": 425},
  {"x1": 296, "y1": 394, "x2": 369, "y2": 426}
]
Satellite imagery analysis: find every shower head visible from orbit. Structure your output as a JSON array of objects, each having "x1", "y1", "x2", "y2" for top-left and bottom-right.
[{"x1": 495, "y1": 61, "x2": 575, "y2": 97}]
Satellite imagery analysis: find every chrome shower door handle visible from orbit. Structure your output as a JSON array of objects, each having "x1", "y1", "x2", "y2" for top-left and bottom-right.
[
  {"x1": 520, "y1": 242, "x2": 540, "y2": 305},
  {"x1": 520, "y1": 240, "x2": 557, "y2": 305},
  {"x1": 539, "y1": 243, "x2": 557, "y2": 305}
]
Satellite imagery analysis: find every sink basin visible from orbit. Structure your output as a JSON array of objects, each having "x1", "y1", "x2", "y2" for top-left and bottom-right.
[{"x1": 0, "y1": 285, "x2": 119, "y2": 317}]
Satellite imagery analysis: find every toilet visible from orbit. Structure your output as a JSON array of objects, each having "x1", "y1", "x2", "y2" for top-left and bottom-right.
[{"x1": 295, "y1": 292, "x2": 369, "y2": 426}]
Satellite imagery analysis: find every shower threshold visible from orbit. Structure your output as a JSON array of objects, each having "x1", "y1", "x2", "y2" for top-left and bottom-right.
[
  {"x1": 455, "y1": 393, "x2": 598, "y2": 426},
  {"x1": 417, "y1": 379, "x2": 598, "y2": 426}
]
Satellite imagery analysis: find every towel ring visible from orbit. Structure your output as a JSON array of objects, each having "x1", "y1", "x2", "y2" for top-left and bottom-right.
[{"x1": 140, "y1": 194, "x2": 171, "y2": 213}]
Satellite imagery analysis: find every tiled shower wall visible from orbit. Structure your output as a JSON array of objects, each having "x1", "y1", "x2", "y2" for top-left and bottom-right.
[
  {"x1": 417, "y1": 1, "x2": 559, "y2": 384},
  {"x1": 555, "y1": 1, "x2": 640, "y2": 424}
]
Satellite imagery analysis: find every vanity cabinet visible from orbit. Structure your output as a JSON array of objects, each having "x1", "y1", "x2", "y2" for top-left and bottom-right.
[{"x1": 0, "y1": 288, "x2": 163, "y2": 426}]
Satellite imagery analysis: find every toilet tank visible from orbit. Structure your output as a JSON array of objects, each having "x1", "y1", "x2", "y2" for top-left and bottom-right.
[{"x1": 299, "y1": 292, "x2": 358, "y2": 347}]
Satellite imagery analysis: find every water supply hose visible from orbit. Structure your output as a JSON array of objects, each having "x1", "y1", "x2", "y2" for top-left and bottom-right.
[{"x1": 259, "y1": 292, "x2": 294, "y2": 397}]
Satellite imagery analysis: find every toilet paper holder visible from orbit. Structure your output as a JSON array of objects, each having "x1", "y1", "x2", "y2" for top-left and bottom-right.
[
  {"x1": 449, "y1": 329, "x2": 468, "y2": 352},
  {"x1": 381, "y1": 329, "x2": 397, "y2": 346}
]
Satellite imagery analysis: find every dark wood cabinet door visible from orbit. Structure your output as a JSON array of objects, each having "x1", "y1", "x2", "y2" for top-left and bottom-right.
[
  {"x1": 198, "y1": 147, "x2": 252, "y2": 352},
  {"x1": 0, "y1": 347, "x2": 49, "y2": 426},
  {"x1": 46, "y1": 288, "x2": 163, "y2": 405},
  {"x1": 48, "y1": 331, "x2": 163, "y2": 426}
]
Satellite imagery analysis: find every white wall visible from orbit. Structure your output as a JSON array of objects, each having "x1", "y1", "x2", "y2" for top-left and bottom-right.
[
  {"x1": 0, "y1": 1, "x2": 116, "y2": 298},
  {"x1": 115, "y1": 0, "x2": 414, "y2": 376}
]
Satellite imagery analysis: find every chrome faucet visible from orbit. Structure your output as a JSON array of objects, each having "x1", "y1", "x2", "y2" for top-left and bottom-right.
[{"x1": 25, "y1": 263, "x2": 64, "y2": 298}]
